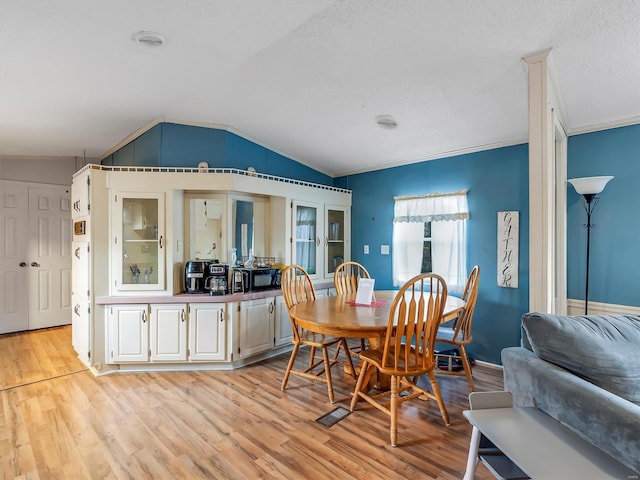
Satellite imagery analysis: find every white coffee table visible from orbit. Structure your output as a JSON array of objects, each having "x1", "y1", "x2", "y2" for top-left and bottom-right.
[{"x1": 463, "y1": 392, "x2": 637, "y2": 480}]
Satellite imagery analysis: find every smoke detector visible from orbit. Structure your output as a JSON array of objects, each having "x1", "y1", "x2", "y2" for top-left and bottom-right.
[{"x1": 132, "y1": 31, "x2": 165, "y2": 47}]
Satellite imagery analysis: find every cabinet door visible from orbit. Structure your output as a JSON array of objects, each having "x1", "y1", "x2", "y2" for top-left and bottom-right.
[
  {"x1": 274, "y1": 295, "x2": 293, "y2": 347},
  {"x1": 324, "y1": 205, "x2": 350, "y2": 280},
  {"x1": 113, "y1": 192, "x2": 165, "y2": 291},
  {"x1": 150, "y1": 304, "x2": 187, "y2": 362},
  {"x1": 239, "y1": 298, "x2": 275, "y2": 357},
  {"x1": 189, "y1": 304, "x2": 227, "y2": 361},
  {"x1": 71, "y1": 170, "x2": 91, "y2": 219},
  {"x1": 108, "y1": 305, "x2": 149, "y2": 363},
  {"x1": 292, "y1": 201, "x2": 321, "y2": 278},
  {"x1": 71, "y1": 241, "x2": 91, "y2": 364}
]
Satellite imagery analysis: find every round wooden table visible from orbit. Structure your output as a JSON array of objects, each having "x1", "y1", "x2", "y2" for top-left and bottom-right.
[{"x1": 290, "y1": 290, "x2": 466, "y2": 339}]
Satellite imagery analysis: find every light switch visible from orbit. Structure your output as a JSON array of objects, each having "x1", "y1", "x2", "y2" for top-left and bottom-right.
[
  {"x1": 364, "y1": 245, "x2": 369, "y2": 254},
  {"x1": 381, "y1": 245, "x2": 390, "y2": 255}
]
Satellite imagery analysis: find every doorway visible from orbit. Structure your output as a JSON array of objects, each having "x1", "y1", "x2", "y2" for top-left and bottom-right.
[{"x1": 0, "y1": 180, "x2": 72, "y2": 334}]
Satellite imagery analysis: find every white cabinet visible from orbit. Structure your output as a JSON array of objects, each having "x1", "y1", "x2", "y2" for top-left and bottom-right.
[
  {"x1": 238, "y1": 298, "x2": 275, "y2": 357},
  {"x1": 189, "y1": 304, "x2": 227, "y2": 361},
  {"x1": 71, "y1": 168, "x2": 91, "y2": 218},
  {"x1": 323, "y1": 205, "x2": 350, "y2": 280},
  {"x1": 291, "y1": 201, "x2": 350, "y2": 280},
  {"x1": 112, "y1": 192, "x2": 166, "y2": 291},
  {"x1": 292, "y1": 200, "x2": 320, "y2": 277},
  {"x1": 71, "y1": 240, "x2": 91, "y2": 364},
  {"x1": 108, "y1": 304, "x2": 149, "y2": 363},
  {"x1": 274, "y1": 295, "x2": 293, "y2": 347},
  {"x1": 150, "y1": 304, "x2": 187, "y2": 362}
]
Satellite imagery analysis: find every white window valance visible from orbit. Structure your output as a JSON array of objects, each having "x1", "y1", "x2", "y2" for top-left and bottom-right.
[{"x1": 393, "y1": 190, "x2": 469, "y2": 223}]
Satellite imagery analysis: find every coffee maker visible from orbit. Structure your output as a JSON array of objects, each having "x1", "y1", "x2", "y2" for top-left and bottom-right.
[
  {"x1": 184, "y1": 260, "x2": 209, "y2": 293},
  {"x1": 204, "y1": 263, "x2": 229, "y2": 295}
]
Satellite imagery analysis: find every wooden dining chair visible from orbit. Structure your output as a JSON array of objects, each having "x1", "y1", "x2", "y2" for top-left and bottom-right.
[
  {"x1": 349, "y1": 273, "x2": 450, "y2": 447},
  {"x1": 435, "y1": 265, "x2": 480, "y2": 392},
  {"x1": 333, "y1": 261, "x2": 374, "y2": 352},
  {"x1": 280, "y1": 265, "x2": 355, "y2": 403},
  {"x1": 333, "y1": 261, "x2": 374, "y2": 297}
]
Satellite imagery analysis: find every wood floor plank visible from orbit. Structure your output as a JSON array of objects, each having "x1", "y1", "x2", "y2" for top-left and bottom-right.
[{"x1": 0, "y1": 326, "x2": 503, "y2": 479}]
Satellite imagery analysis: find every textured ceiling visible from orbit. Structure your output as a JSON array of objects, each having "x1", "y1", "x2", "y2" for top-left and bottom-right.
[{"x1": 1, "y1": 0, "x2": 639, "y2": 176}]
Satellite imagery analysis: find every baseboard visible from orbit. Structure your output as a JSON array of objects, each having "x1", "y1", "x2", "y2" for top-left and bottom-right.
[
  {"x1": 566, "y1": 299, "x2": 640, "y2": 316},
  {"x1": 475, "y1": 360, "x2": 503, "y2": 371}
]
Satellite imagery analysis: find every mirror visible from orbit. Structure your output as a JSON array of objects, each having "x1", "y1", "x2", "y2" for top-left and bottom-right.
[
  {"x1": 231, "y1": 196, "x2": 268, "y2": 264},
  {"x1": 188, "y1": 196, "x2": 224, "y2": 261}
]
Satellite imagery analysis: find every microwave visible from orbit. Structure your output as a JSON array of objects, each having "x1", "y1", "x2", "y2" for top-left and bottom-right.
[{"x1": 232, "y1": 267, "x2": 281, "y2": 293}]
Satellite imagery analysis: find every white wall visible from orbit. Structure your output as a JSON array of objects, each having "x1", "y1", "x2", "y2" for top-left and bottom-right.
[{"x1": 0, "y1": 156, "x2": 88, "y2": 185}]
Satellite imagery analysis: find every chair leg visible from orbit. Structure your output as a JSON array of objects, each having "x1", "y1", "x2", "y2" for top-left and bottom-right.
[
  {"x1": 390, "y1": 375, "x2": 399, "y2": 447},
  {"x1": 322, "y1": 347, "x2": 335, "y2": 403},
  {"x1": 281, "y1": 344, "x2": 300, "y2": 391},
  {"x1": 350, "y1": 361, "x2": 372, "y2": 411},
  {"x1": 340, "y1": 338, "x2": 357, "y2": 380},
  {"x1": 427, "y1": 370, "x2": 450, "y2": 426},
  {"x1": 308, "y1": 346, "x2": 316, "y2": 368},
  {"x1": 458, "y1": 346, "x2": 475, "y2": 392}
]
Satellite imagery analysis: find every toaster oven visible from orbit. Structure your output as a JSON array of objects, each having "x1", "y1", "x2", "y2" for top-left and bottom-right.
[{"x1": 232, "y1": 267, "x2": 281, "y2": 293}]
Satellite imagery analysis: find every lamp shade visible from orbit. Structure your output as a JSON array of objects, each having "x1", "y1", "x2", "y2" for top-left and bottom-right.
[{"x1": 567, "y1": 176, "x2": 613, "y2": 195}]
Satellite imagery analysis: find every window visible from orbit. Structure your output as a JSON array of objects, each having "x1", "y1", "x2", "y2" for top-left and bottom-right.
[
  {"x1": 392, "y1": 191, "x2": 468, "y2": 294},
  {"x1": 421, "y1": 222, "x2": 432, "y2": 273}
]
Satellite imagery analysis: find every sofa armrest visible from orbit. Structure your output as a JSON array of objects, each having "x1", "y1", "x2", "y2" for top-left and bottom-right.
[{"x1": 502, "y1": 346, "x2": 640, "y2": 473}]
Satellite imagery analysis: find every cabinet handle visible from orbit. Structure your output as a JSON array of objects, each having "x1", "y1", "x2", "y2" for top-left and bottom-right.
[
  {"x1": 75, "y1": 247, "x2": 80, "y2": 259},
  {"x1": 325, "y1": 236, "x2": 328, "y2": 247},
  {"x1": 181, "y1": 309, "x2": 185, "y2": 322},
  {"x1": 159, "y1": 235, "x2": 164, "y2": 248},
  {"x1": 316, "y1": 236, "x2": 320, "y2": 247},
  {"x1": 220, "y1": 310, "x2": 224, "y2": 322},
  {"x1": 74, "y1": 304, "x2": 80, "y2": 316},
  {"x1": 142, "y1": 310, "x2": 147, "y2": 323}
]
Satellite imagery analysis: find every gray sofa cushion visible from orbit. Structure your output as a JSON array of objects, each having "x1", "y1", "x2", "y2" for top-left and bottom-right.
[{"x1": 522, "y1": 312, "x2": 640, "y2": 405}]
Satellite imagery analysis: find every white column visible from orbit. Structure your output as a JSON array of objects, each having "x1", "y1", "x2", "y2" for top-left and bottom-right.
[{"x1": 523, "y1": 48, "x2": 556, "y2": 314}]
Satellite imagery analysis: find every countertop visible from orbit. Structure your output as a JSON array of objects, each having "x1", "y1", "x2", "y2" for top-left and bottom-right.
[{"x1": 95, "y1": 281, "x2": 335, "y2": 305}]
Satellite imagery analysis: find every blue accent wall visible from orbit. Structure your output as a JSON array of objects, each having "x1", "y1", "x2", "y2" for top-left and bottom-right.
[
  {"x1": 567, "y1": 124, "x2": 640, "y2": 308},
  {"x1": 103, "y1": 123, "x2": 334, "y2": 186},
  {"x1": 337, "y1": 144, "x2": 530, "y2": 364}
]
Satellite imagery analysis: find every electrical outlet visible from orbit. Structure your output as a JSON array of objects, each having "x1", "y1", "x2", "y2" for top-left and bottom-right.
[
  {"x1": 364, "y1": 245, "x2": 369, "y2": 254},
  {"x1": 381, "y1": 245, "x2": 390, "y2": 255}
]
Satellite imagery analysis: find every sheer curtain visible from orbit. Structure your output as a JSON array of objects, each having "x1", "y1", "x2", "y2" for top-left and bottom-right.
[{"x1": 392, "y1": 190, "x2": 469, "y2": 293}]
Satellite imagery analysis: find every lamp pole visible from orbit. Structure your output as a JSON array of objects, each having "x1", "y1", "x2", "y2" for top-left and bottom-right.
[{"x1": 582, "y1": 193, "x2": 597, "y2": 315}]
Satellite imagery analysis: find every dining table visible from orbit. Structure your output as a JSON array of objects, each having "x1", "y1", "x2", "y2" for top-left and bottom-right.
[{"x1": 290, "y1": 290, "x2": 466, "y2": 340}]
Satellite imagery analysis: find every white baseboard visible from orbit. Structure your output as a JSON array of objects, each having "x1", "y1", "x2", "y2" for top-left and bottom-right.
[{"x1": 566, "y1": 299, "x2": 640, "y2": 316}]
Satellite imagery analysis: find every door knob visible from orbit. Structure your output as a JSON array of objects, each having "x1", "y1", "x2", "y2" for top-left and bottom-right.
[
  {"x1": 31, "y1": 262, "x2": 40, "y2": 267},
  {"x1": 19, "y1": 262, "x2": 27, "y2": 267}
]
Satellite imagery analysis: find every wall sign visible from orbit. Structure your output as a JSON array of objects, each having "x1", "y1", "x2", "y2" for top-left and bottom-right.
[{"x1": 497, "y1": 211, "x2": 519, "y2": 288}]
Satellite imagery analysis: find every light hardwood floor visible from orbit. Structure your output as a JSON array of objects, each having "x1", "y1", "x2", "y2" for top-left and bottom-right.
[{"x1": 0, "y1": 326, "x2": 503, "y2": 479}]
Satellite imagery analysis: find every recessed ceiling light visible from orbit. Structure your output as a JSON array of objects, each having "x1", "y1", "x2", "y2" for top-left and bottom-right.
[
  {"x1": 132, "y1": 31, "x2": 165, "y2": 47},
  {"x1": 376, "y1": 115, "x2": 397, "y2": 129}
]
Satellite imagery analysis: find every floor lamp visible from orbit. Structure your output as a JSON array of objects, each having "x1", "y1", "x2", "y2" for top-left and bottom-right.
[{"x1": 567, "y1": 176, "x2": 613, "y2": 315}]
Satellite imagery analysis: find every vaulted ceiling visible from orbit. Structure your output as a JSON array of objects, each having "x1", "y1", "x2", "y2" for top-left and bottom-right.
[{"x1": 1, "y1": 0, "x2": 638, "y2": 176}]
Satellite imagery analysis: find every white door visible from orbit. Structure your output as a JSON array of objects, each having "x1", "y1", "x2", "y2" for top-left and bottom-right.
[
  {"x1": 0, "y1": 181, "x2": 30, "y2": 333},
  {"x1": 28, "y1": 186, "x2": 72, "y2": 329},
  {"x1": 189, "y1": 304, "x2": 227, "y2": 361},
  {"x1": 150, "y1": 304, "x2": 187, "y2": 362}
]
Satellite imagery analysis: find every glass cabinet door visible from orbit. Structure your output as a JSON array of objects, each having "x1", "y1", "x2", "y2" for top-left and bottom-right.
[
  {"x1": 292, "y1": 201, "x2": 319, "y2": 276},
  {"x1": 325, "y1": 206, "x2": 348, "y2": 277},
  {"x1": 115, "y1": 192, "x2": 165, "y2": 291}
]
